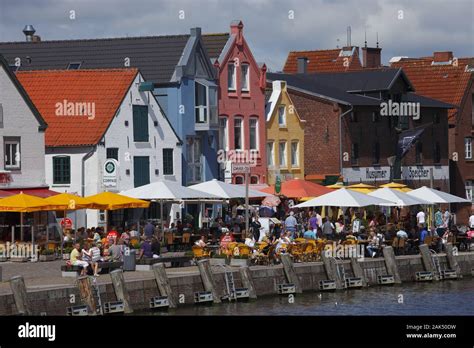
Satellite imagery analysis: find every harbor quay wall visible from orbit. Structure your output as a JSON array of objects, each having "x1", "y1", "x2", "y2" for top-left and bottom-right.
[{"x1": 0, "y1": 252, "x2": 473, "y2": 315}]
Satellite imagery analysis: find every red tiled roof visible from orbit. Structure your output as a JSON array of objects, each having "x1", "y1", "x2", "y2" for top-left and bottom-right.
[
  {"x1": 391, "y1": 56, "x2": 473, "y2": 122},
  {"x1": 16, "y1": 69, "x2": 138, "y2": 147},
  {"x1": 283, "y1": 48, "x2": 363, "y2": 73}
]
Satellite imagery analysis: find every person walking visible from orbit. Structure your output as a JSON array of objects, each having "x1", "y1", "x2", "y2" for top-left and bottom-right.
[
  {"x1": 284, "y1": 211, "x2": 298, "y2": 239},
  {"x1": 322, "y1": 217, "x2": 335, "y2": 240},
  {"x1": 250, "y1": 215, "x2": 262, "y2": 242}
]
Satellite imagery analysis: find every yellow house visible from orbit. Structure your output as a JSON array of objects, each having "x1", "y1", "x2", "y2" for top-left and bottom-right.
[{"x1": 265, "y1": 80, "x2": 305, "y2": 185}]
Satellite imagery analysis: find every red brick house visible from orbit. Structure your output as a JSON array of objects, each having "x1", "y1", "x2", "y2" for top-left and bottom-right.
[
  {"x1": 391, "y1": 52, "x2": 474, "y2": 221},
  {"x1": 214, "y1": 21, "x2": 267, "y2": 185}
]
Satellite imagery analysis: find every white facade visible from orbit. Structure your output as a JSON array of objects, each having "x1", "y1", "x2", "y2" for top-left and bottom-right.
[
  {"x1": 45, "y1": 73, "x2": 182, "y2": 227},
  {"x1": 0, "y1": 63, "x2": 46, "y2": 188}
]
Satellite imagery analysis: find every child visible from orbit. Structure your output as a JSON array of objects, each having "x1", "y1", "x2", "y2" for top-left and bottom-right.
[{"x1": 90, "y1": 242, "x2": 102, "y2": 277}]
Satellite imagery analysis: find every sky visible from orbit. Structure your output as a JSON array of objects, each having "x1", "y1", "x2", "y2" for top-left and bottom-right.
[{"x1": 0, "y1": 0, "x2": 473, "y2": 71}]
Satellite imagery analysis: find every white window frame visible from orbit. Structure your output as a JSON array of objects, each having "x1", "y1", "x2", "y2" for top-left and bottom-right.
[
  {"x1": 279, "y1": 141, "x2": 287, "y2": 168},
  {"x1": 228, "y1": 63, "x2": 236, "y2": 91},
  {"x1": 234, "y1": 117, "x2": 243, "y2": 151},
  {"x1": 241, "y1": 63, "x2": 250, "y2": 92},
  {"x1": 4, "y1": 139, "x2": 20, "y2": 170},
  {"x1": 219, "y1": 116, "x2": 229, "y2": 151},
  {"x1": 466, "y1": 180, "x2": 473, "y2": 202},
  {"x1": 195, "y1": 81, "x2": 209, "y2": 124},
  {"x1": 267, "y1": 141, "x2": 274, "y2": 167},
  {"x1": 278, "y1": 106, "x2": 286, "y2": 127},
  {"x1": 465, "y1": 137, "x2": 472, "y2": 159},
  {"x1": 291, "y1": 141, "x2": 299, "y2": 168},
  {"x1": 249, "y1": 118, "x2": 258, "y2": 151}
]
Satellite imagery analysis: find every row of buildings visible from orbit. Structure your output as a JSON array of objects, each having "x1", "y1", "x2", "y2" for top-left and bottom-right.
[{"x1": 0, "y1": 21, "x2": 472, "y2": 226}]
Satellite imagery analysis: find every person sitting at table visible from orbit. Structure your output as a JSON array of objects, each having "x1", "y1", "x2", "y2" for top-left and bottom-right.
[
  {"x1": 244, "y1": 236, "x2": 255, "y2": 248},
  {"x1": 303, "y1": 228, "x2": 317, "y2": 240},
  {"x1": 195, "y1": 235, "x2": 207, "y2": 248},
  {"x1": 151, "y1": 236, "x2": 161, "y2": 258},
  {"x1": 70, "y1": 243, "x2": 89, "y2": 276},
  {"x1": 219, "y1": 229, "x2": 234, "y2": 253},
  {"x1": 108, "y1": 238, "x2": 123, "y2": 262},
  {"x1": 81, "y1": 243, "x2": 92, "y2": 265},
  {"x1": 366, "y1": 231, "x2": 379, "y2": 258},
  {"x1": 138, "y1": 237, "x2": 153, "y2": 260},
  {"x1": 396, "y1": 229, "x2": 408, "y2": 239},
  {"x1": 419, "y1": 224, "x2": 429, "y2": 245},
  {"x1": 275, "y1": 231, "x2": 291, "y2": 254},
  {"x1": 120, "y1": 229, "x2": 130, "y2": 247}
]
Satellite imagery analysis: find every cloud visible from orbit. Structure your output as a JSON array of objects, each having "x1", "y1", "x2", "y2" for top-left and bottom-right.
[{"x1": 0, "y1": 0, "x2": 472, "y2": 70}]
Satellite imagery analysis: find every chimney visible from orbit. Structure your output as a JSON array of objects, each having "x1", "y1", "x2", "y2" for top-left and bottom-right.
[
  {"x1": 230, "y1": 20, "x2": 243, "y2": 45},
  {"x1": 272, "y1": 80, "x2": 287, "y2": 92},
  {"x1": 190, "y1": 27, "x2": 201, "y2": 38},
  {"x1": 23, "y1": 25, "x2": 35, "y2": 42},
  {"x1": 362, "y1": 46, "x2": 382, "y2": 68},
  {"x1": 433, "y1": 51, "x2": 453, "y2": 63},
  {"x1": 297, "y1": 57, "x2": 308, "y2": 74}
]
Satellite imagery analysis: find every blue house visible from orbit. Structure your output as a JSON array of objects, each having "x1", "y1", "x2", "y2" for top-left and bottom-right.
[{"x1": 0, "y1": 27, "x2": 229, "y2": 185}]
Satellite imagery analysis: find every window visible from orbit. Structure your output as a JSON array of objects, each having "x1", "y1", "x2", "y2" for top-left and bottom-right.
[
  {"x1": 465, "y1": 137, "x2": 472, "y2": 159},
  {"x1": 291, "y1": 141, "x2": 299, "y2": 167},
  {"x1": 351, "y1": 143, "x2": 359, "y2": 165},
  {"x1": 350, "y1": 112, "x2": 358, "y2": 122},
  {"x1": 195, "y1": 82, "x2": 208, "y2": 123},
  {"x1": 416, "y1": 142, "x2": 423, "y2": 164},
  {"x1": 249, "y1": 118, "x2": 258, "y2": 150},
  {"x1": 53, "y1": 156, "x2": 70, "y2": 184},
  {"x1": 235, "y1": 176, "x2": 244, "y2": 184},
  {"x1": 163, "y1": 149, "x2": 174, "y2": 175},
  {"x1": 250, "y1": 176, "x2": 258, "y2": 184},
  {"x1": 466, "y1": 180, "x2": 473, "y2": 202},
  {"x1": 186, "y1": 137, "x2": 202, "y2": 184},
  {"x1": 106, "y1": 148, "x2": 119, "y2": 161},
  {"x1": 278, "y1": 106, "x2": 286, "y2": 127},
  {"x1": 279, "y1": 141, "x2": 287, "y2": 167},
  {"x1": 132, "y1": 105, "x2": 149, "y2": 142},
  {"x1": 133, "y1": 156, "x2": 150, "y2": 188},
  {"x1": 433, "y1": 113, "x2": 440, "y2": 124},
  {"x1": 434, "y1": 142, "x2": 441, "y2": 164},
  {"x1": 372, "y1": 111, "x2": 380, "y2": 123},
  {"x1": 398, "y1": 115, "x2": 409, "y2": 130},
  {"x1": 4, "y1": 138, "x2": 20, "y2": 169},
  {"x1": 241, "y1": 64, "x2": 250, "y2": 92},
  {"x1": 219, "y1": 117, "x2": 228, "y2": 151},
  {"x1": 228, "y1": 63, "x2": 236, "y2": 90},
  {"x1": 234, "y1": 118, "x2": 243, "y2": 150},
  {"x1": 267, "y1": 141, "x2": 274, "y2": 167},
  {"x1": 67, "y1": 62, "x2": 82, "y2": 70},
  {"x1": 373, "y1": 142, "x2": 380, "y2": 165}
]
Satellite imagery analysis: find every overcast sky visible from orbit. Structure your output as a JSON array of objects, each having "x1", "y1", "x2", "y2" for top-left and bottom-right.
[{"x1": 0, "y1": 0, "x2": 473, "y2": 71}]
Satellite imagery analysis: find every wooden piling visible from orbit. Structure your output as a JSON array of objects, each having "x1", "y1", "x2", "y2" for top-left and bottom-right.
[
  {"x1": 239, "y1": 266, "x2": 257, "y2": 299},
  {"x1": 197, "y1": 259, "x2": 221, "y2": 304},
  {"x1": 152, "y1": 263, "x2": 177, "y2": 308},
  {"x1": 9, "y1": 276, "x2": 31, "y2": 315},
  {"x1": 280, "y1": 254, "x2": 302, "y2": 293},
  {"x1": 419, "y1": 244, "x2": 436, "y2": 274},
  {"x1": 445, "y1": 243, "x2": 462, "y2": 277},
  {"x1": 382, "y1": 246, "x2": 401, "y2": 284},
  {"x1": 110, "y1": 269, "x2": 133, "y2": 313},
  {"x1": 321, "y1": 251, "x2": 344, "y2": 289},
  {"x1": 76, "y1": 276, "x2": 97, "y2": 315},
  {"x1": 350, "y1": 257, "x2": 367, "y2": 286}
]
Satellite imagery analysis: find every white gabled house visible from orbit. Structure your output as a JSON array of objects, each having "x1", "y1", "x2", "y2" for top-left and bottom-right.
[{"x1": 17, "y1": 68, "x2": 182, "y2": 227}]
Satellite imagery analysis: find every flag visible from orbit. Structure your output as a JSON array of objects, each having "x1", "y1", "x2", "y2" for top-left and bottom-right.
[{"x1": 397, "y1": 125, "x2": 427, "y2": 159}]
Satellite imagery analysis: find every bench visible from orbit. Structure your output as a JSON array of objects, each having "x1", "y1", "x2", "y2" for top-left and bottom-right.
[
  {"x1": 135, "y1": 256, "x2": 192, "y2": 271},
  {"x1": 61, "y1": 261, "x2": 123, "y2": 277}
]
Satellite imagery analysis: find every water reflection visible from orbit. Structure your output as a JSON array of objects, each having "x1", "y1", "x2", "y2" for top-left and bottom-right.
[{"x1": 140, "y1": 279, "x2": 474, "y2": 316}]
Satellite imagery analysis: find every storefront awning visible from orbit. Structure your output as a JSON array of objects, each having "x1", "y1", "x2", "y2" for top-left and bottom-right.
[{"x1": 1, "y1": 187, "x2": 60, "y2": 198}]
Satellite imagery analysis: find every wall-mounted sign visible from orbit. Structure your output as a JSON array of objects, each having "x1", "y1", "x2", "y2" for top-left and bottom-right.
[{"x1": 103, "y1": 159, "x2": 118, "y2": 187}]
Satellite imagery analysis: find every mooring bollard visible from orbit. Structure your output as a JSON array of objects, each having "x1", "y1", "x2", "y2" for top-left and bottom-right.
[
  {"x1": 445, "y1": 243, "x2": 462, "y2": 278},
  {"x1": 382, "y1": 246, "x2": 402, "y2": 284},
  {"x1": 239, "y1": 266, "x2": 257, "y2": 299},
  {"x1": 197, "y1": 259, "x2": 221, "y2": 304},
  {"x1": 110, "y1": 269, "x2": 133, "y2": 313},
  {"x1": 152, "y1": 263, "x2": 177, "y2": 308},
  {"x1": 76, "y1": 276, "x2": 97, "y2": 315},
  {"x1": 280, "y1": 254, "x2": 302, "y2": 293},
  {"x1": 9, "y1": 275, "x2": 31, "y2": 315},
  {"x1": 350, "y1": 257, "x2": 367, "y2": 287}
]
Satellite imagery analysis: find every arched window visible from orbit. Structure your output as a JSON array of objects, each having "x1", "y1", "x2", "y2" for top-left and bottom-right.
[
  {"x1": 250, "y1": 175, "x2": 259, "y2": 184},
  {"x1": 235, "y1": 176, "x2": 244, "y2": 184}
]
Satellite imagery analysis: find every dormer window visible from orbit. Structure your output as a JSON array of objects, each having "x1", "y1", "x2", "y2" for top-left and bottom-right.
[{"x1": 67, "y1": 62, "x2": 82, "y2": 70}]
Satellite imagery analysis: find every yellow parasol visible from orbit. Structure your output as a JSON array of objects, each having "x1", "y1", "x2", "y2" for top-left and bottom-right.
[
  {"x1": 379, "y1": 182, "x2": 412, "y2": 192},
  {"x1": 45, "y1": 192, "x2": 108, "y2": 210},
  {"x1": 346, "y1": 183, "x2": 377, "y2": 194},
  {"x1": 86, "y1": 192, "x2": 150, "y2": 210},
  {"x1": 326, "y1": 183, "x2": 344, "y2": 189}
]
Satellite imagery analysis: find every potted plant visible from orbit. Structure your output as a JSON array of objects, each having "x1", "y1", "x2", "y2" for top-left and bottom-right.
[
  {"x1": 230, "y1": 254, "x2": 250, "y2": 267},
  {"x1": 39, "y1": 249, "x2": 56, "y2": 262},
  {"x1": 210, "y1": 252, "x2": 228, "y2": 266},
  {"x1": 62, "y1": 246, "x2": 73, "y2": 260}
]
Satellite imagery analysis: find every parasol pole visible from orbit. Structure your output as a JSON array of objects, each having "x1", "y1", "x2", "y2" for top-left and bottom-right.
[
  {"x1": 11, "y1": 225, "x2": 14, "y2": 245},
  {"x1": 160, "y1": 199, "x2": 164, "y2": 236},
  {"x1": 20, "y1": 212, "x2": 24, "y2": 242}
]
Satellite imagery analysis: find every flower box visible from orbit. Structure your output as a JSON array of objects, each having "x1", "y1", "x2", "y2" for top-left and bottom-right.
[{"x1": 210, "y1": 258, "x2": 227, "y2": 266}]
